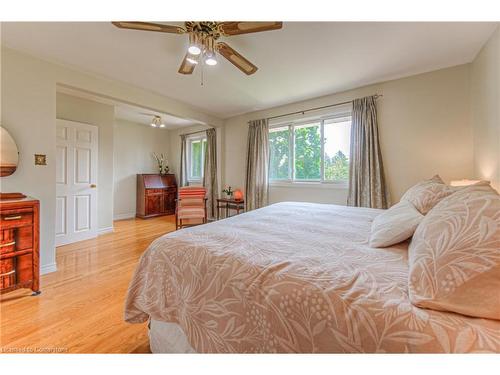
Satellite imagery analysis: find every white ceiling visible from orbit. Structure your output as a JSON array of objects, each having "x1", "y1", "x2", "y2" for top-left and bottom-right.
[
  {"x1": 57, "y1": 84, "x2": 202, "y2": 129},
  {"x1": 2, "y1": 22, "x2": 497, "y2": 118},
  {"x1": 114, "y1": 105, "x2": 198, "y2": 129}
]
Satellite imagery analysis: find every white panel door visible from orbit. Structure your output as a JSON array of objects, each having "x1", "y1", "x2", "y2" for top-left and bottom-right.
[{"x1": 56, "y1": 119, "x2": 98, "y2": 246}]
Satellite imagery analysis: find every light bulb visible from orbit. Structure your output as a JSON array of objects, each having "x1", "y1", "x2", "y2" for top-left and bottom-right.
[
  {"x1": 150, "y1": 123, "x2": 157, "y2": 127},
  {"x1": 159, "y1": 124, "x2": 166, "y2": 128},
  {"x1": 186, "y1": 56, "x2": 198, "y2": 64},
  {"x1": 205, "y1": 57, "x2": 217, "y2": 66},
  {"x1": 188, "y1": 45, "x2": 201, "y2": 55},
  {"x1": 203, "y1": 36, "x2": 217, "y2": 66},
  {"x1": 188, "y1": 32, "x2": 201, "y2": 56}
]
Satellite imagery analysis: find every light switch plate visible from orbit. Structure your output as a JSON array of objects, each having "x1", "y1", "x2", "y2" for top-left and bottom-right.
[{"x1": 34, "y1": 154, "x2": 47, "y2": 166}]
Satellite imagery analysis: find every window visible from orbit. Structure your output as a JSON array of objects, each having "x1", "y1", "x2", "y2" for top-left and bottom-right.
[
  {"x1": 294, "y1": 122, "x2": 321, "y2": 180},
  {"x1": 269, "y1": 114, "x2": 351, "y2": 183},
  {"x1": 269, "y1": 126, "x2": 290, "y2": 180},
  {"x1": 187, "y1": 135, "x2": 207, "y2": 183},
  {"x1": 323, "y1": 118, "x2": 351, "y2": 182}
]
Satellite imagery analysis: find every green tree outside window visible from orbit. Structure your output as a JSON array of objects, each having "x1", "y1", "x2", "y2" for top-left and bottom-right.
[{"x1": 269, "y1": 119, "x2": 350, "y2": 182}]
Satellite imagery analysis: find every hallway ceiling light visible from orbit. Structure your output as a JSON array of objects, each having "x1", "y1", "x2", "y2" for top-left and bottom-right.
[{"x1": 150, "y1": 115, "x2": 165, "y2": 128}]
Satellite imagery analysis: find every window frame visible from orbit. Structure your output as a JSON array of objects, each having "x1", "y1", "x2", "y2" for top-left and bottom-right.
[
  {"x1": 187, "y1": 134, "x2": 207, "y2": 185},
  {"x1": 268, "y1": 111, "x2": 352, "y2": 187}
]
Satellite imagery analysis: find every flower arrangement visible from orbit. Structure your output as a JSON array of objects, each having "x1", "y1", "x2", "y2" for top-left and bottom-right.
[
  {"x1": 222, "y1": 185, "x2": 233, "y2": 198},
  {"x1": 153, "y1": 152, "x2": 169, "y2": 175}
]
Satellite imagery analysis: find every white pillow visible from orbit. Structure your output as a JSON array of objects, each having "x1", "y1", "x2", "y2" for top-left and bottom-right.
[{"x1": 369, "y1": 201, "x2": 424, "y2": 248}]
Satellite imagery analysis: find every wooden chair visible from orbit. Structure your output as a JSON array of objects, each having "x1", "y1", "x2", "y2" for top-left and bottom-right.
[{"x1": 175, "y1": 186, "x2": 207, "y2": 230}]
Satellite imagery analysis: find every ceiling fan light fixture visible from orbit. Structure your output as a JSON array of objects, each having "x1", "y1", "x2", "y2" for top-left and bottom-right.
[
  {"x1": 188, "y1": 32, "x2": 201, "y2": 55},
  {"x1": 204, "y1": 37, "x2": 217, "y2": 66},
  {"x1": 188, "y1": 45, "x2": 201, "y2": 55},
  {"x1": 205, "y1": 56, "x2": 217, "y2": 66}
]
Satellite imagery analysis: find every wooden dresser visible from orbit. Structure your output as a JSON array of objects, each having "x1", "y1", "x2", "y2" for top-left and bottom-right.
[
  {"x1": 136, "y1": 174, "x2": 177, "y2": 219},
  {"x1": 0, "y1": 197, "x2": 40, "y2": 295}
]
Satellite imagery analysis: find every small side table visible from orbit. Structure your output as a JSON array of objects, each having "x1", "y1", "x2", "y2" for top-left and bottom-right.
[{"x1": 216, "y1": 198, "x2": 245, "y2": 220}]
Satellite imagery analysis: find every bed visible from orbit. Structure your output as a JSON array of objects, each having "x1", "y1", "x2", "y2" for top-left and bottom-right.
[{"x1": 124, "y1": 202, "x2": 500, "y2": 353}]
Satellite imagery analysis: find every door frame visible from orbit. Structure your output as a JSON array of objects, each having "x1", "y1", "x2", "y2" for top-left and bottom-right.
[{"x1": 55, "y1": 119, "x2": 99, "y2": 247}]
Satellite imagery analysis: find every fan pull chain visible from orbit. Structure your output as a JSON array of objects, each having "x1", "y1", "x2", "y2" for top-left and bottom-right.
[{"x1": 201, "y1": 50, "x2": 205, "y2": 86}]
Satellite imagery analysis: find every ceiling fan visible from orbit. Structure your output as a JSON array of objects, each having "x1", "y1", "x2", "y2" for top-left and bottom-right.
[{"x1": 112, "y1": 21, "x2": 283, "y2": 76}]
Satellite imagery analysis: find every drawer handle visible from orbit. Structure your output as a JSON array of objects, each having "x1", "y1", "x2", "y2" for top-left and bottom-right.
[
  {"x1": 0, "y1": 270, "x2": 15, "y2": 277},
  {"x1": 3, "y1": 215, "x2": 22, "y2": 221},
  {"x1": 0, "y1": 241, "x2": 15, "y2": 248}
]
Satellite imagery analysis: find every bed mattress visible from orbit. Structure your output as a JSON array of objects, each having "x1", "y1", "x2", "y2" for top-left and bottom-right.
[{"x1": 149, "y1": 320, "x2": 195, "y2": 353}]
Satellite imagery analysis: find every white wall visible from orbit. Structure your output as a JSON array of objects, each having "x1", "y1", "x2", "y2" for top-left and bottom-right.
[
  {"x1": 471, "y1": 26, "x2": 500, "y2": 192},
  {"x1": 113, "y1": 118, "x2": 170, "y2": 220},
  {"x1": 0, "y1": 46, "x2": 221, "y2": 274},
  {"x1": 56, "y1": 92, "x2": 115, "y2": 231},
  {"x1": 1, "y1": 48, "x2": 57, "y2": 274},
  {"x1": 223, "y1": 65, "x2": 473, "y2": 205}
]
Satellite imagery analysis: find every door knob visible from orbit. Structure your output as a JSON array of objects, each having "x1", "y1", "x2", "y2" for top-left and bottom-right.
[{"x1": 90, "y1": 184, "x2": 97, "y2": 188}]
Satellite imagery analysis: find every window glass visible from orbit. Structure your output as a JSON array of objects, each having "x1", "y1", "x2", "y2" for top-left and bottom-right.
[
  {"x1": 269, "y1": 126, "x2": 290, "y2": 180},
  {"x1": 268, "y1": 115, "x2": 351, "y2": 183},
  {"x1": 294, "y1": 123, "x2": 321, "y2": 180},
  {"x1": 323, "y1": 118, "x2": 351, "y2": 181},
  {"x1": 188, "y1": 137, "x2": 206, "y2": 182}
]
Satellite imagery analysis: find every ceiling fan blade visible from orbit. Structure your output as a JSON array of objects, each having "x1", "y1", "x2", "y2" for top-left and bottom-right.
[
  {"x1": 178, "y1": 54, "x2": 196, "y2": 75},
  {"x1": 216, "y1": 42, "x2": 258, "y2": 75},
  {"x1": 219, "y1": 22, "x2": 282, "y2": 36},
  {"x1": 112, "y1": 21, "x2": 185, "y2": 34}
]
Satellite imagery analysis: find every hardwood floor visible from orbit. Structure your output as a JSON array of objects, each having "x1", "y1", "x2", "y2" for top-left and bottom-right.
[{"x1": 0, "y1": 215, "x2": 176, "y2": 353}]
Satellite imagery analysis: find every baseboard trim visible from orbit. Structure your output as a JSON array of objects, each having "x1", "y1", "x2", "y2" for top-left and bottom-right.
[
  {"x1": 40, "y1": 262, "x2": 57, "y2": 275},
  {"x1": 98, "y1": 226, "x2": 114, "y2": 235},
  {"x1": 113, "y1": 212, "x2": 136, "y2": 221}
]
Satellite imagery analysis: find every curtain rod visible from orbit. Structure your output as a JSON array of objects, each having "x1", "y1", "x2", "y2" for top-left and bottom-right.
[
  {"x1": 267, "y1": 94, "x2": 383, "y2": 121},
  {"x1": 179, "y1": 128, "x2": 211, "y2": 137}
]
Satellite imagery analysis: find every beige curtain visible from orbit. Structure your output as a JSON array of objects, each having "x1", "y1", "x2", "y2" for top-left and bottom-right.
[
  {"x1": 203, "y1": 128, "x2": 218, "y2": 220},
  {"x1": 347, "y1": 96, "x2": 390, "y2": 209},
  {"x1": 179, "y1": 134, "x2": 188, "y2": 187},
  {"x1": 245, "y1": 119, "x2": 269, "y2": 211}
]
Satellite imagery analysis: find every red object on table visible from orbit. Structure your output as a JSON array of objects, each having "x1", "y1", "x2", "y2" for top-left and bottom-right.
[{"x1": 233, "y1": 189, "x2": 244, "y2": 201}]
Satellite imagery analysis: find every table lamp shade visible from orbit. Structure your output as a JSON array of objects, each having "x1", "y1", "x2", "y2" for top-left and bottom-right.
[{"x1": 450, "y1": 179, "x2": 485, "y2": 187}]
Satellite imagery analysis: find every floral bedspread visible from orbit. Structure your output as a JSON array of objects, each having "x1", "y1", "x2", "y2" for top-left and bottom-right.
[{"x1": 124, "y1": 202, "x2": 500, "y2": 353}]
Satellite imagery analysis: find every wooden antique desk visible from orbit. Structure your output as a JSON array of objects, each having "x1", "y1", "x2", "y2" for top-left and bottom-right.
[
  {"x1": 216, "y1": 198, "x2": 244, "y2": 220},
  {"x1": 136, "y1": 174, "x2": 177, "y2": 219}
]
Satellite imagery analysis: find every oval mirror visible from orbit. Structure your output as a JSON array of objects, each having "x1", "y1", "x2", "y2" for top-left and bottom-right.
[{"x1": 0, "y1": 127, "x2": 19, "y2": 177}]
